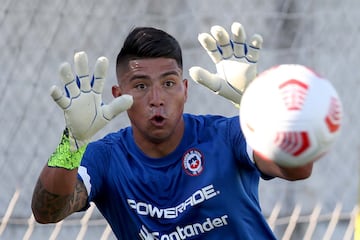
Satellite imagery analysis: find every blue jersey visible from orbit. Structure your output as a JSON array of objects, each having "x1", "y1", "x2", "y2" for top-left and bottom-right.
[{"x1": 78, "y1": 114, "x2": 276, "y2": 239}]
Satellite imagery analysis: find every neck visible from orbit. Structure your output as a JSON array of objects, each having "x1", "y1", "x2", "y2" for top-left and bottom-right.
[{"x1": 133, "y1": 120, "x2": 185, "y2": 158}]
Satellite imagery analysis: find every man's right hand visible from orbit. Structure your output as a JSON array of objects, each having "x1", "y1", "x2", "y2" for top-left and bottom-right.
[{"x1": 50, "y1": 51, "x2": 133, "y2": 151}]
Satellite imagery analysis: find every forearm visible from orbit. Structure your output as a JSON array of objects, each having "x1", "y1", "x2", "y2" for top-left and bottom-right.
[
  {"x1": 38, "y1": 165, "x2": 78, "y2": 195},
  {"x1": 278, "y1": 161, "x2": 313, "y2": 181},
  {"x1": 31, "y1": 166, "x2": 86, "y2": 223},
  {"x1": 31, "y1": 129, "x2": 88, "y2": 223},
  {"x1": 254, "y1": 153, "x2": 314, "y2": 181}
]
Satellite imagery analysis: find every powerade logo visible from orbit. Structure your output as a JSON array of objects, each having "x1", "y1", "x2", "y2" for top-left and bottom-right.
[
  {"x1": 127, "y1": 184, "x2": 219, "y2": 219},
  {"x1": 139, "y1": 215, "x2": 229, "y2": 240}
]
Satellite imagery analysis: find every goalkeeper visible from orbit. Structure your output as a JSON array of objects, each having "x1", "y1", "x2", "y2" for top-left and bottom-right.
[{"x1": 31, "y1": 22, "x2": 314, "y2": 239}]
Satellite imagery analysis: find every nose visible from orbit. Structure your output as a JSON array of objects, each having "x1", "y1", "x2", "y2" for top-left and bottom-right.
[{"x1": 149, "y1": 85, "x2": 164, "y2": 107}]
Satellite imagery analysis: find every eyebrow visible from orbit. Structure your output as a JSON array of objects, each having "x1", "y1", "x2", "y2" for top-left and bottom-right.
[
  {"x1": 129, "y1": 74, "x2": 149, "y2": 82},
  {"x1": 129, "y1": 70, "x2": 181, "y2": 82},
  {"x1": 161, "y1": 70, "x2": 181, "y2": 78}
]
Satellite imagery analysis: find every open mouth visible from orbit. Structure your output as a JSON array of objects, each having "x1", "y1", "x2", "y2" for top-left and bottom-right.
[
  {"x1": 154, "y1": 116, "x2": 164, "y2": 122},
  {"x1": 151, "y1": 115, "x2": 166, "y2": 126}
]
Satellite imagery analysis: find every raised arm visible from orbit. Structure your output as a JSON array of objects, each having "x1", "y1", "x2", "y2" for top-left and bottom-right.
[
  {"x1": 31, "y1": 52, "x2": 133, "y2": 223},
  {"x1": 189, "y1": 23, "x2": 314, "y2": 181}
]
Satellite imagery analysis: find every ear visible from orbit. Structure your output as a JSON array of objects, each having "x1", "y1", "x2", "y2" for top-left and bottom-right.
[
  {"x1": 112, "y1": 85, "x2": 122, "y2": 98},
  {"x1": 183, "y1": 79, "x2": 188, "y2": 102}
]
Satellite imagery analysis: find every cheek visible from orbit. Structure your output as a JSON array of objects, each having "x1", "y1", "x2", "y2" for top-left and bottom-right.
[
  {"x1": 127, "y1": 100, "x2": 144, "y2": 116},
  {"x1": 170, "y1": 96, "x2": 186, "y2": 113},
  {"x1": 126, "y1": 108, "x2": 139, "y2": 124}
]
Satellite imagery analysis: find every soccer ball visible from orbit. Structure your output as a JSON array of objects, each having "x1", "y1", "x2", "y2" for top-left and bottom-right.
[{"x1": 239, "y1": 64, "x2": 342, "y2": 167}]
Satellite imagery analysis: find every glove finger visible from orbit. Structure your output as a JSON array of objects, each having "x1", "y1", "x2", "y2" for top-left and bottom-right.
[
  {"x1": 189, "y1": 66, "x2": 221, "y2": 92},
  {"x1": 59, "y1": 62, "x2": 80, "y2": 98},
  {"x1": 210, "y1": 25, "x2": 232, "y2": 59},
  {"x1": 198, "y1": 33, "x2": 222, "y2": 64},
  {"x1": 102, "y1": 94, "x2": 134, "y2": 120},
  {"x1": 231, "y1": 22, "x2": 246, "y2": 58},
  {"x1": 50, "y1": 85, "x2": 71, "y2": 109},
  {"x1": 92, "y1": 56, "x2": 109, "y2": 94},
  {"x1": 74, "y1": 51, "x2": 91, "y2": 92},
  {"x1": 246, "y1": 34, "x2": 263, "y2": 63}
]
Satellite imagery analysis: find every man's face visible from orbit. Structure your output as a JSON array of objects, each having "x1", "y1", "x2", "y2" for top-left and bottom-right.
[{"x1": 113, "y1": 58, "x2": 188, "y2": 144}]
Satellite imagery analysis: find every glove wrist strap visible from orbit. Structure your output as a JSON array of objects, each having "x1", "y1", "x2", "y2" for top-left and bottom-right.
[{"x1": 47, "y1": 128, "x2": 86, "y2": 170}]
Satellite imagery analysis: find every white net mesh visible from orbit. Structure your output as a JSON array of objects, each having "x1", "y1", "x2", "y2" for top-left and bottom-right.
[{"x1": 0, "y1": 0, "x2": 358, "y2": 239}]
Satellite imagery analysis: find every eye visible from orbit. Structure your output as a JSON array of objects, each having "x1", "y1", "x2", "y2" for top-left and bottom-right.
[
  {"x1": 164, "y1": 80, "x2": 175, "y2": 88},
  {"x1": 135, "y1": 83, "x2": 147, "y2": 90}
]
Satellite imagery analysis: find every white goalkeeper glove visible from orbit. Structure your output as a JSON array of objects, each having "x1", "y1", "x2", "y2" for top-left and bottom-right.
[
  {"x1": 50, "y1": 51, "x2": 133, "y2": 152},
  {"x1": 189, "y1": 22, "x2": 263, "y2": 106}
]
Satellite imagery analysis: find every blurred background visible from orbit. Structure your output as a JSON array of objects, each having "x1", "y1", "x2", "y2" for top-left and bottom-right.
[{"x1": 0, "y1": 0, "x2": 358, "y2": 239}]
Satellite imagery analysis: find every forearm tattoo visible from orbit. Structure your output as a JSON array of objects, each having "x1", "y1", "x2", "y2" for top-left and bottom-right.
[{"x1": 32, "y1": 179, "x2": 88, "y2": 222}]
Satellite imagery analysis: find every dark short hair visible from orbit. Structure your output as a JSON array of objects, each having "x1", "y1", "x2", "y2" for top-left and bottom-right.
[{"x1": 116, "y1": 27, "x2": 183, "y2": 77}]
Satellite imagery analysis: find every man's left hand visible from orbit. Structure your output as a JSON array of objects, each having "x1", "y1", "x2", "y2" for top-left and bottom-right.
[{"x1": 189, "y1": 22, "x2": 263, "y2": 106}]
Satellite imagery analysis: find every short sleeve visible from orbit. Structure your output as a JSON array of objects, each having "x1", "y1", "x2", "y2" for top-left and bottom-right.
[{"x1": 77, "y1": 141, "x2": 109, "y2": 202}]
